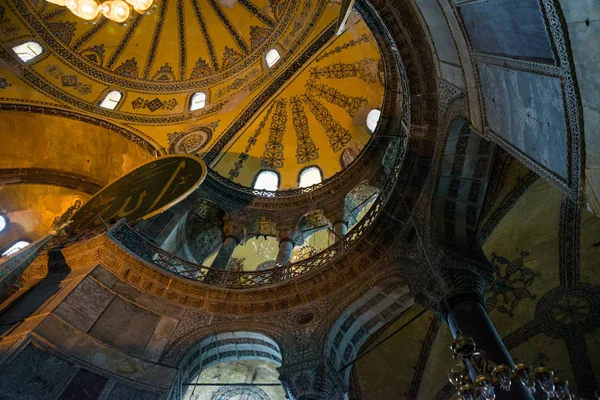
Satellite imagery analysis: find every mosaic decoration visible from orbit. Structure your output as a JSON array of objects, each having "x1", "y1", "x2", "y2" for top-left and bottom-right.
[
  {"x1": 250, "y1": 25, "x2": 272, "y2": 50},
  {"x1": 247, "y1": 216, "x2": 277, "y2": 236},
  {"x1": 222, "y1": 46, "x2": 244, "y2": 70},
  {"x1": 486, "y1": 251, "x2": 539, "y2": 317},
  {"x1": 48, "y1": 20, "x2": 76, "y2": 44},
  {"x1": 190, "y1": 0, "x2": 220, "y2": 72},
  {"x1": 190, "y1": 57, "x2": 213, "y2": 79},
  {"x1": 290, "y1": 96, "x2": 319, "y2": 164},
  {"x1": 239, "y1": 0, "x2": 276, "y2": 27},
  {"x1": 310, "y1": 58, "x2": 378, "y2": 83},
  {"x1": 229, "y1": 104, "x2": 274, "y2": 179},
  {"x1": 0, "y1": 17, "x2": 20, "y2": 38},
  {"x1": 80, "y1": 44, "x2": 105, "y2": 66},
  {"x1": 269, "y1": 0, "x2": 287, "y2": 20},
  {"x1": 45, "y1": 65, "x2": 92, "y2": 95},
  {"x1": 0, "y1": 77, "x2": 11, "y2": 89},
  {"x1": 106, "y1": 14, "x2": 143, "y2": 69},
  {"x1": 216, "y1": 68, "x2": 259, "y2": 98},
  {"x1": 114, "y1": 58, "x2": 139, "y2": 78},
  {"x1": 305, "y1": 81, "x2": 367, "y2": 118},
  {"x1": 152, "y1": 63, "x2": 176, "y2": 81},
  {"x1": 261, "y1": 99, "x2": 287, "y2": 168},
  {"x1": 42, "y1": 7, "x2": 67, "y2": 21},
  {"x1": 132, "y1": 97, "x2": 178, "y2": 112},
  {"x1": 303, "y1": 94, "x2": 351, "y2": 152},
  {"x1": 176, "y1": 0, "x2": 186, "y2": 80},
  {"x1": 72, "y1": 18, "x2": 108, "y2": 51},
  {"x1": 169, "y1": 128, "x2": 212, "y2": 154},
  {"x1": 208, "y1": 0, "x2": 250, "y2": 54},
  {"x1": 290, "y1": 0, "x2": 313, "y2": 36},
  {"x1": 143, "y1": 0, "x2": 168, "y2": 79},
  {"x1": 315, "y1": 33, "x2": 370, "y2": 62}
]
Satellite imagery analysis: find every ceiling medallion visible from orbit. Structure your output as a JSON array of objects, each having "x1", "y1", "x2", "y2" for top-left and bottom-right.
[{"x1": 46, "y1": 0, "x2": 157, "y2": 23}]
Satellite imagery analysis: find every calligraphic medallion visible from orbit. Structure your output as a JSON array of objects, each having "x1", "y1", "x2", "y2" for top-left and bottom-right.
[{"x1": 66, "y1": 155, "x2": 206, "y2": 234}]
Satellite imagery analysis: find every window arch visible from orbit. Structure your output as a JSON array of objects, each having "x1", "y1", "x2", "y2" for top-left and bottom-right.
[
  {"x1": 12, "y1": 41, "x2": 43, "y2": 62},
  {"x1": 340, "y1": 141, "x2": 361, "y2": 169},
  {"x1": 99, "y1": 90, "x2": 122, "y2": 110},
  {"x1": 1, "y1": 240, "x2": 30, "y2": 257},
  {"x1": 190, "y1": 92, "x2": 207, "y2": 111},
  {"x1": 0, "y1": 215, "x2": 6, "y2": 234},
  {"x1": 254, "y1": 170, "x2": 279, "y2": 191},
  {"x1": 366, "y1": 109, "x2": 381, "y2": 133},
  {"x1": 265, "y1": 49, "x2": 280, "y2": 68},
  {"x1": 298, "y1": 166, "x2": 322, "y2": 188}
]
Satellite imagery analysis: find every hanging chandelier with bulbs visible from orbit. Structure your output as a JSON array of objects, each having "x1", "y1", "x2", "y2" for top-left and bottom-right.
[{"x1": 46, "y1": 0, "x2": 156, "y2": 23}]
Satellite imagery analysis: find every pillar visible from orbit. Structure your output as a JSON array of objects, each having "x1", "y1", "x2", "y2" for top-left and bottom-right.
[
  {"x1": 275, "y1": 228, "x2": 298, "y2": 266},
  {"x1": 326, "y1": 208, "x2": 349, "y2": 243},
  {"x1": 332, "y1": 220, "x2": 348, "y2": 242},
  {"x1": 438, "y1": 253, "x2": 534, "y2": 400},
  {"x1": 278, "y1": 358, "x2": 346, "y2": 400},
  {"x1": 211, "y1": 221, "x2": 244, "y2": 270}
]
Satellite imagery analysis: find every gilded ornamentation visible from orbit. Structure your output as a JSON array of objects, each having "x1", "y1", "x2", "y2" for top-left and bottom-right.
[
  {"x1": 486, "y1": 251, "x2": 539, "y2": 317},
  {"x1": 269, "y1": 0, "x2": 286, "y2": 20},
  {"x1": 152, "y1": 63, "x2": 176, "y2": 81},
  {"x1": 143, "y1": 0, "x2": 168, "y2": 79},
  {"x1": 303, "y1": 94, "x2": 351, "y2": 152},
  {"x1": 48, "y1": 20, "x2": 76, "y2": 44},
  {"x1": 44, "y1": 65, "x2": 92, "y2": 95},
  {"x1": 305, "y1": 82, "x2": 367, "y2": 118},
  {"x1": 52, "y1": 198, "x2": 83, "y2": 231},
  {"x1": 248, "y1": 216, "x2": 278, "y2": 236},
  {"x1": 250, "y1": 25, "x2": 272, "y2": 49},
  {"x1": 190, "y1": 57, "x2": 213, "y2": 79},
  {"x1": 0, "y1": 17, "x2": 20, "y2": 37},
  {"x1": 132, "y1": 97, "x2": 178, "y2": 112},
  {"x1": 229, "y1": 104, "x2": 274, "y2": 179},
  {"x1": 216, "y1": 68, "x2": 259, "y2": 98},
  {"x1": 80, "y1": 44, "x2": 105, "y2": 66},
  {"x1": 114, "y1": 58, "x2": 139, "y2": 78},
  {"x1": 190, "y1": 0, "x2": 220, "y2": 72},
  {"x1": 309, "y1": 58, "x2": 378, "y2": 83},
  {"x1": 106, "y1": 14, "x2": 143, "y2": 69},
  {"x1": 315, "y1": 34, "x2": 370, "y2": 62},
  {"x1": 207, "y1": 0, "x2": 249, "y2": 54},
  {"x1": 290, "y1": 96, "x2": 319, "y2": 164},
  {"x1": 222, "y1": 46, "x2": 243, "y2": 70},
  {"x1": 261, "y1": 99, "x2": 287, "y2": 168}
]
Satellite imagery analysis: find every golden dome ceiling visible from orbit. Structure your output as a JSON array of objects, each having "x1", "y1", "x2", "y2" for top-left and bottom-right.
[{"x1": 0, "y1": 0, "x2": 384, "y2": 189}]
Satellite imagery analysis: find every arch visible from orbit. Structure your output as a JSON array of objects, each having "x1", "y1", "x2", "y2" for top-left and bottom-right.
[
  {"x1": 265, "y1": 49, "x2": 281, "y2": 68},
  {"x1": 366, "y1": 109, "x2": 381, "y2": 133},
  {"x1": 340, "y1": 141, "x2": 361, "y2": 169},
  {"x1": 298, "y1": 166, "x2": 323, "y2": 188},
  {"x1": 253, "y1": 170, "x2": 280, "y2": 191},
  {"x1": 1, "y1": 239, "x2": 31, "y2": 257},
  {"x1": 99, "y1": 90, "x2": 122, "y2": 110},
  {"x1": 12, "y1": 41, "x2": 43, "y2": 62},
  {"x1": 324, "y1": 276, "x2": 414, "y2": 386},
  {"x1": 190, "y1": 92, "x2": 207, "y2": 111}
]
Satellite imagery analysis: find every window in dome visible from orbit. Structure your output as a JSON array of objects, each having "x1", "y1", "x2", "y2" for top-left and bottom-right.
[
  {"x1": 298, "y1": 166, "x2": 322, "y2": 188},
  {"x1": 0, "y1": 215, "x2": 6, "y2": 234},
  {"x1": 1, "y1": 240, "x2": 30, "y2": 257},
  {"x1": 254, "y1": 170, "x2": 279, "y2": 191},
  {"x1": 12, "y1": 41, "x2": 43, "y2": 62},
  {"x1": 366, "y1": 109, "x2": 381, "y2": 133},
  {"x1": 190, "y1": 92, "x2": 207, "y2": 111},
  {"x1": 99, "y1": 90, "x2": 122, "y2": 110},
  {"x1": 265, "y1": 49, "x2": 280, "y2": 68}
]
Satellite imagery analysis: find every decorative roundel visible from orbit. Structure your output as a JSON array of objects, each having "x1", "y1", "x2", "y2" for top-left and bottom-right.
[
  {"x1": 171, "y1": 128, "x2": 212, "y2": 154},
  {"x1": 536, "y1": 286, "x2": 600, "y2": 338},
  {"x1": 210, "y1": 386, "x2": 271, "y2": 400}
]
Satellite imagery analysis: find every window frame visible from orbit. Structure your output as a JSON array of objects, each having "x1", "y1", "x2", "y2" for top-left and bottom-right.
[
  {"x1": 99, "y1": 90, "x2": 123, "y2": 110},
  {"x1": 265, "y1": 48, "x2": 281, "y2": 68},
  {"x1": 12, "y1": 41, "x2": 43, "y2": 63},
  {"x1": 298, "y1": 166, "x2": 323, "y2": 188},
  {"x1": 190, "y1": 92, "x2": 207, "y2": 111},
  {"x1": 252, "y1": 169, "x2": 281, "y2": 192}
]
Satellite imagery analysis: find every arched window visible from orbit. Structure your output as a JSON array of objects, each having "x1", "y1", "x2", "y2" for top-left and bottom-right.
[
  {"x1": 254, "y1": 170, "x2": 279, "y2": 191},
  {"x1": 265, "y1": 49, "x2": 280, "y2": 68},
  {"x1": 0, "y1": 215, "x2": 6, "y2": 234},
  {"x1": 366, "y1": 109, "x2": 381, "y2": 133},
  {"x1": 190, "y1": 92, "x2": 206, "y2": 111},
  {"x1": 298, "y1": 166, "x2": 322, "y2": 188},
  {"x1": 340, "y1": 141, "x2": 361, "y2": 169},
  {"x1": 12, "y1": 41, "x2": 43, "y2": 62},
  {"x1": 1, "y1": 240, "x2": 30, "y2": 257},
  {"x1": 99, "y1": 90, "x2": 122, "y2": 110}
]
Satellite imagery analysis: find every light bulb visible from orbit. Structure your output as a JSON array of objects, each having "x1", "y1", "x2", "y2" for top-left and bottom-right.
[
  {"x1": 66, "y1": 0, "x2": 101, "y2": 20},
  {"x1": 126, "y1": 0, "x2": 154, "y2": 12},
  {"x1": 46, "y1": 0, "x2": 67, "y2": 6},
  {"x1": 99, "y1": 1, "x2": 131, "y2": 22}
]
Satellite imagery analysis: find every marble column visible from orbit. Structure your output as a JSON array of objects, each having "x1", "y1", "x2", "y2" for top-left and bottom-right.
[
  {"x1": 438, "y1": 253, "x2": 534, "y2": 400},
  {"x1": 275, "y1": 228, "x2": 298, "y2": 266},
  {"x1": 332, "y1": 220, "x2": 348, "y2": 242},
  {"x1": 211, "y1": 221, "x2": 244, "y2": 270}
]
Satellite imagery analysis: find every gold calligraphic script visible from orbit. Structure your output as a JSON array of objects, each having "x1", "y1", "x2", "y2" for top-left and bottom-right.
[{"x1": 66, "y1": 155, "x2": 206, "y2": 234}]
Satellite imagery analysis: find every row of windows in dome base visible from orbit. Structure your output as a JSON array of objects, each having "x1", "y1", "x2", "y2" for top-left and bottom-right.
[
  {"x1": 253, "y1": 110, "x2": 381, "y2": 192},
  {"x1": 0, "y1": 216, "x2": 31, "y2": 257},
  {"x1": 11, "y1": 42, "x2": 281, "y2": 110}
]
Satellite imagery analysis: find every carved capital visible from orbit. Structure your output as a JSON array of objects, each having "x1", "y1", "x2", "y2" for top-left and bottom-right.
[
  {"x1": 278, "y1": 358, "x2": 346, "y2": 400},
  {"x1": 277, "y1": 227, "x2": 301, "y2": 245},
  {"x1": 222, "y1": 219, "x2": 245, "y2": 243}
]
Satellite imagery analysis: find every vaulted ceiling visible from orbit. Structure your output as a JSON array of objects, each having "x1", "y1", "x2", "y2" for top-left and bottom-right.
[{"x1": 0, "y1": 0, "x2": 384, "y2": 189}]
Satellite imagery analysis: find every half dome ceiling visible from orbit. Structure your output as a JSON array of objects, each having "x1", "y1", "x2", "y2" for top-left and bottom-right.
[{"x1": 0, "y1": 0, "x2": 385, "y2": 189}]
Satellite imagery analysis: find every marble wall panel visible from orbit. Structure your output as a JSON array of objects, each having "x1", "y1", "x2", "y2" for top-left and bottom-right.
[
  {"x1": 459, "y1": 0, "x2": 554, "y2": 61},
  {"x1": 88, "y1": 297, "x2": 161, "y2": 357},
  {"x1": 90, "y1": 265, "x2": 119, "y2": 289},
  {"x1": 141, "y1": 316, "x2": 178, "y2": 362},
  {"x1": 58, "y1": 369, "x2": 108, "y2": 400},
  {"x1": 478, "y1": 62, "x2": 568, "y2": 180},
  {"x1": 415, "y1": 0, "x2": 461, "y2": 64},
  {"x1": 107, "y1": 383, "x2": 158, "y2": 400},
  {"x1": 54, "y1": 277, "x2": 115, "y2": 332},
  {"x1": 0, "y1": 343, "x2": 73, "y2": 399}
]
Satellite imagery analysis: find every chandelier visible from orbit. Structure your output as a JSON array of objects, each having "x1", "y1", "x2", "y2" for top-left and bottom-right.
[
  {"x1": 46, "y1": 0, "x2": 156, "y2": 23},
  {"x1": 448, "y1": 336, "x2": 576, "y2": 399}
]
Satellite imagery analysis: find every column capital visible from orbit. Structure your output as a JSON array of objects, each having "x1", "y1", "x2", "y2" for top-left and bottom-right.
[
  {"x1": 277, "y1": 227, "x2": 301, "y2": 245},
  {"x1": 222, "y1": 219, "x2": 245, "y2": 244},
  {"x1": 278, "y1": 357, "x2": 346, "y2": 400},
  {"x1": 435, "y1": 251, "x2": 494, "y2": 309}
]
